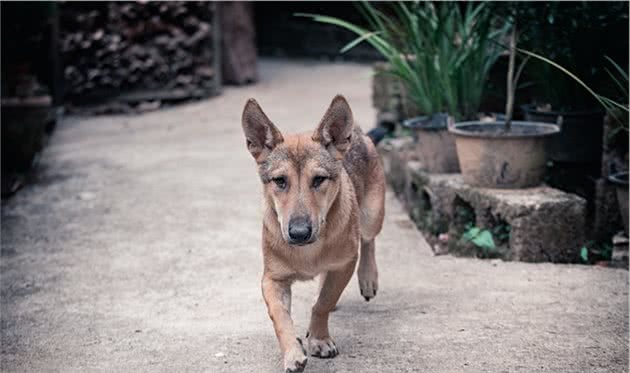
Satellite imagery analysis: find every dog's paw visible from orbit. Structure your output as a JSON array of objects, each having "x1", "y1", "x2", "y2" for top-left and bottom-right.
[
  {"x1": 284, "y1": 338, "x2": 308, "y2": 373},
  {"x1": 306, "y1": 334, "x2": 338, "y2": 359},
  {"x1": 358, "y1": 267, "x2": 378, "y2": 301}
]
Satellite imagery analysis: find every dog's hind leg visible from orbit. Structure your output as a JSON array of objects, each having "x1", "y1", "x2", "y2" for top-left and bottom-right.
[
  {"x1": 358, "y1": 238, "x2": 378, "y2": 301},
  {"x1": 307, "y1": 256, "x2": 357, "y2": 359},
  {"x1": 357, "y1": 159, "x2": 384, "y2": 302}
]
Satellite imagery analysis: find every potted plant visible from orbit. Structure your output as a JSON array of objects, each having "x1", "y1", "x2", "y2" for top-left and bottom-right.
[
  {"x1": 509, "y1": 2, "x2": 627, "y2": 166},
  {"x1": 514, "y1": 51, "x2": 628, "y2": 231},
  {"x1": 298, "y1": 2, "x2": 509, "y2": 173},
  {"x1": 448, "y1": 24, "x2": 561, "y2": 188}
]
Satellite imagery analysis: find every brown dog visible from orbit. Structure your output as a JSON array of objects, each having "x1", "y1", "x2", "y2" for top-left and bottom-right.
[{"x1": 242, "y1": 95, "x2": 385, "y2": 373}]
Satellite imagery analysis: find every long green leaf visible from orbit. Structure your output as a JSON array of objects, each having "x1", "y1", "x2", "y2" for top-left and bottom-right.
[
  {"x1": 297, "y1": 2, "x2": 510, "y2": 119},
  {"x1": 519, "y1": 48, "x2": 629, "y2": 117},
  {"x1": 605, "y1": 55, "x2": 628, "y2": 81}
]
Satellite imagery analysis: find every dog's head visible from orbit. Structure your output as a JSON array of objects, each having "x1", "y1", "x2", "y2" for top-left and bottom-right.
[{"x1": 241, "y1": 95, "x2": 354, "y2": 246}]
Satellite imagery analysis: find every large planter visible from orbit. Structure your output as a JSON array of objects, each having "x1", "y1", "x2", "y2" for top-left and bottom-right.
[
  {"x1": 402, "y1": 114, "x2": 459, "y2": 173},
  {"x1": 1, "y1": 95, "x2": 53, "y2": 196},
  {"x1": 608, "y1": 171, "x2": 629, "y2": 235},
  {"x1": 449, "y1": 121, "x2": 561, "y2": 188},
  {"x1": 521, "y1": 104, "x2": 604, "y2": 164}
]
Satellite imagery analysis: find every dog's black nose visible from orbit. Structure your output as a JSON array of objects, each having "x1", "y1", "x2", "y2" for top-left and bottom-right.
[{"x1": 288, "y1": 216, "x2": 312, "y2": 244}]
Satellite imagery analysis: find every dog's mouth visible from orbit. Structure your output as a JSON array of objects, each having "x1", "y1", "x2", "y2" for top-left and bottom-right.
[{"x1": 286, "y1": 237, "x2": 317, "y2": 246}]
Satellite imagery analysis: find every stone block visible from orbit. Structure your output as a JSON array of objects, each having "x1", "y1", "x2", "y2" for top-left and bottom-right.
[{"x1": 401, "y1": 161, "x2": 587, "y2": 263}]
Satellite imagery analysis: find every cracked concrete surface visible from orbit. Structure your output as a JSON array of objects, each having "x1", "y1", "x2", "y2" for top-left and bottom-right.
[{"x1": 1, "y1": 59, "x2": 628, "y2": 373}]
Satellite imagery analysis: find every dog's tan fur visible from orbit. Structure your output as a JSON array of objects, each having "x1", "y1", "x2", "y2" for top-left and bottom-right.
[{"x1": 242, "y1": 95, "x2": 385, "y2": 373}]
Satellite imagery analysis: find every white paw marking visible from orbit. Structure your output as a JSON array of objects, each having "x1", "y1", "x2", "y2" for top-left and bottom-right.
[{"x1": 284, "y1": 339, "x2": 307, "y2": 373}]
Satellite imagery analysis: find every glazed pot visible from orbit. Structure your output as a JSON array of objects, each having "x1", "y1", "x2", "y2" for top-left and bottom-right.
[
  {"x1": 402, "y1": 113, "x2": 459, "y2": 173},
  {"x1": 608, "y1": 171, "x2": 629, "y2": 235},
  {"x1": 449, "y1": 121, "x2": 560, "y2": 188}
]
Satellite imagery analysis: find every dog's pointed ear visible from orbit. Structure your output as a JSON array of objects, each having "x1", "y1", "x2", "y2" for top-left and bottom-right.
[
  {"x1": 242, "y1": 98, "x2": 284, "y2": 163},
  {"x1": 312, "y1": 95, "x2": 354, "y2": 159}
]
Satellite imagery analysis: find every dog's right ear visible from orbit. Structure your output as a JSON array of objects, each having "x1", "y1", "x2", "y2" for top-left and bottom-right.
[{"x1": 242, "y1": 98, "x2": 284, "y2": 163}]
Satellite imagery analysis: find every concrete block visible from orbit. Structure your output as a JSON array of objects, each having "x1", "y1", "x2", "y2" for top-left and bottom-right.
[{"x1": 400, "y1": 161, "x2": 587, "y2": 263}]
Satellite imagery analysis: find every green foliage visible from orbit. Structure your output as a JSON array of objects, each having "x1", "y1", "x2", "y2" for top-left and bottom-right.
[
  {"x1": 580, "y1": 247, "x2": 589, "y2": 262},
  {"x1": 462, "y1": 225, "x2": 496, "y2": 251},
  {"x1": 297, "y1": 2, "x2": 510, "y2": 120},
  {"x1": 601, "y1": 57, "x2": 629, "y2": 131},
  {"x1": 580, "y1": 241, "x2": 613, "y2": 264},
  {"x1": 460, "y1": 218, "x2": 511, "y2": 259},
  {"x1": 494, "y1": 2, "x2": 629, "y2": 111}
]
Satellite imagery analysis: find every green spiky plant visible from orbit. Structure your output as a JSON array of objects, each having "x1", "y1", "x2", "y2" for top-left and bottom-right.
[{"x1": 297, "y1": 2, "x2": 510, "y2": 121}]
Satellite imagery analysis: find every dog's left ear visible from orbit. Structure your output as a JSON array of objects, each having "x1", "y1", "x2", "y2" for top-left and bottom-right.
[{"x1": 312, "y1": 95, "x2": 354, "y2": 159}]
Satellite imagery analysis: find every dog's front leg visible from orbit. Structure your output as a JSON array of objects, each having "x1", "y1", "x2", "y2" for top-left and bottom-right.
[
  {"x1": 262, "y1": 275, "x2": 307, "y2": 373},
  {"x1": 306, "y1": 256, "x2": 358, "y2": 358}
]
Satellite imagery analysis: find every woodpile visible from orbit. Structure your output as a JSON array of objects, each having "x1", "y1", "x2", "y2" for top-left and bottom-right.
[{"x1": 59, "y1": 2, "x2": 219, "y2": 107}]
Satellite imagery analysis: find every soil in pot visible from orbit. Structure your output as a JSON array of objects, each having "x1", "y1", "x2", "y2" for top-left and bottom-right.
[
  {"x1": 521, "y1": 104, "x2": 604, "y2": 165},
  {"x1": 608, "y1": 171, "x2": 629, "y2": 236},
  {"x1": 402, "y1": 113, "x2": 460, "y2": 173},
  {"x1": 449, "y1": 121, "x2": 560, "y2": 188}
]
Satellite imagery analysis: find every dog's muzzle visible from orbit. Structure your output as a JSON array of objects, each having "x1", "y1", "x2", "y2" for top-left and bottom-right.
[{"x1": 288, "y1": 216, "x2": 313, "y2": 245}]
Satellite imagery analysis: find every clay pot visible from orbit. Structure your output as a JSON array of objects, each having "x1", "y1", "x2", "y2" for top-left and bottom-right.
[
  {"x1": 1, "y1": 95, "x2": 53, "y2": 196},
  {"x1": 608, "y1": 171, "x2": 629, "y2": 235},
  {"x1": 449, "y1": 121, "x2": 560, "y2": 188},
  {"x1": 402, "y1": 114, "x2": 460, "y2": 173}
]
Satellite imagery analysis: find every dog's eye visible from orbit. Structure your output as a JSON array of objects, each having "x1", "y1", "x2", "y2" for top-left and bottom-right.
[
  {"x1": 312, "y1": 176, "x2": 328, "y2": 188},
  {"x1": 272, "y1": 177, "x2": 287, "y2": 189}
]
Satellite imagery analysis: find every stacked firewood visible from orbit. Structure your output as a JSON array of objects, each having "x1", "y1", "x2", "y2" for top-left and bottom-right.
[{"x1": 60, "y1": 2, "x2": 217, "y2": 104}]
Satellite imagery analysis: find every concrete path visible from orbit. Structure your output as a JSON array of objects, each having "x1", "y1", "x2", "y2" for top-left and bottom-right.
[{"x1": 1, "y1": 59, "x2": 628, "y2": 373}]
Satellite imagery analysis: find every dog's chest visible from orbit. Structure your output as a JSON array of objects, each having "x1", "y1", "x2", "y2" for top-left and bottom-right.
[
  {"x1": 291, "y1": 258, "x2": 351, "y2": 280},
  {"x1": 289, "y1": 241, "x2": 359, "y2": 280}
]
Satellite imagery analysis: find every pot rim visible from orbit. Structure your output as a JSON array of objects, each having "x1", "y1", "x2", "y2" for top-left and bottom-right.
[
  {"x1": 402, "y1": 113, "x2": 450, "y2": 131},
  {"x1": 1, "y1": 95, "x2": 52, "y2": 107},
  {"x1": 449, "y1": 121, "x2": 561, "y2": 139},
  {"x1": 520, "y1": 103, "x2": 604, "y2": 117},
  {"x1": 608, "y1": 171, "x2": 629, "y2": 186}
]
